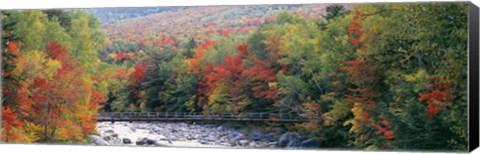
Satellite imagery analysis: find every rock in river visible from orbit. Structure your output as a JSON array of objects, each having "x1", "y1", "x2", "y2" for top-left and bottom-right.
[
  {"x1": 228, "y1": 134, "x2": 245, "y2": 146},
  {"x1": 136, "y1": 137, "x2": 148, "y2": 145},
  {"x1": 300, "y1": 138, "x2": 320, "y2": 148},
  {"x1": 278, "y1": 132, "x2": 301, "y2": 148},
  {"x1": 278, "y1": 133, "x2": 290, "y2": 147},
  {"x1": 104, "y1": 130, "x2": 115, "y2": 134},
  {"x1": 264, "y1": 132, "x2": 276, "y2": 142},
  {"x1": 123, "y1": 138, "x2": 132, "y2": 144},
  {"x1": 90, "y1": 135, "x2": 109, "y2": 146},
  {"x1": 248, "y1": 130, "x2": 264, "y2": 141},
  {"x1": 146, "y1": 139, "x2": 157, "y2": 145},
  {"x1": 103, "y1": 136, "x2": 111, "y2": 141},
  {"x1": 286, "y1": 132, "x2": 301, "y2": 148}
]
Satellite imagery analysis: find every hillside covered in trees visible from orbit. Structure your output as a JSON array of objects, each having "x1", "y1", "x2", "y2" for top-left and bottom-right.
[{"x1": 1, "y1": 3, "x2": 469, "y2": 151}]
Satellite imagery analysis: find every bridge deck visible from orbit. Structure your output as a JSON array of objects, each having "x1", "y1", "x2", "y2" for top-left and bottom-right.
[{"x1": 97, "y1": 112, "x2": 312, "y2": 123}]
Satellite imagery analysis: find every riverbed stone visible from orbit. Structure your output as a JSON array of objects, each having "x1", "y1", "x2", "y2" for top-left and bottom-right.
[
  {"x1": 98, "y1": 125, "x2": 109, "y2": 129},
  {"x1": 229, "y1": 134, "x2": 245, "y2": 146},
  {"x1": 248, "y1": 130, "x2": 264, "y2": 141},
  {"x1": 90, "y1": 135, "x2": 109, "y2": 146},
  {"x1": 286, "y1": 133, "x2": 301, "y2": 148},
  {"x1": 264, "y1": 132, "x2": 276, "y2": 142},
  {"x1": 278, "y1": 133, "x2": 291, "y2": 147},
  {"x1": 136, "y1": 138, "x2": 148, "y2": 145},
  {"x1": 104, "y1": 130, "x2": 115, "y2": 134},
  {"x1": 216, "y1": 125, "x2": 224, "y2": 131},
  {"x1": 123, "y1": 138, "x2": 132, "y2": 144},
  {"x1": 146, "y1": 139, "x2": 157, "y2": 145},
  {"x1": 199, "y1": 140, "x2": 209, "y2": 145},
  {"x1": 111, "y1": 133, "x2": 119, "y2": 138},
  {"x1": 278, "y1": 132, "x2": 301, "y2": 148},
  {"x1": 300, "y1": 138, "x2": 320, "y2": 148}
]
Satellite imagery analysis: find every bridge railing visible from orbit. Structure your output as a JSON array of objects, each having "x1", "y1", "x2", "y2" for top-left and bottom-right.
[{"x1": 97, "y1": 112, "x2": 310, "y2": 122}]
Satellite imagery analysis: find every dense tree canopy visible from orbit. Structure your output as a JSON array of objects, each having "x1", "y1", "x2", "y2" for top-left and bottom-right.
[{"x1": 2, "y1": 10, "x2": 108, "y2": 143}]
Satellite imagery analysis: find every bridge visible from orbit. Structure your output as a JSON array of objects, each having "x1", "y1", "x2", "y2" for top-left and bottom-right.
[{"x1": 97, "y1": 112, "x2": 314, "y2": 123}]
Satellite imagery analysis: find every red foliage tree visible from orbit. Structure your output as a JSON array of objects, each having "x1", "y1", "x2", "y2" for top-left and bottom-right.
[
  {"x1": 242, "y1": 41, "x2": 282, "y2": 100},
  {"x1": 197, "y1": 43, "x2": 248, "y2": 107},
  {"x1": 1, "y1": 107, "x2": 24, "y2": 142},
  {"x1": 418, "y1": 77, "x2": 452, "y2": 118},
  {"x1": 342, "y1": 13, "x2": 395, "y2": 143},
  {"x1": 348, "y1": 10, "x2": 366, "y2": 49},
  {"x1": 2, "y1": 41, "x2": 23, "y2": 105},
  {"x1": 130, "y1": 63, "x2": 148, "y2": 85},
  {"x1": 186, "y1": 40, "x2": 215, "y2": 75}
]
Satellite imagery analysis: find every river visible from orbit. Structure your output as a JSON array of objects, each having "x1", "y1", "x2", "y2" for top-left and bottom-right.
[{"x1": 89, "y1": 122, "x2": 281, "y2": 148}]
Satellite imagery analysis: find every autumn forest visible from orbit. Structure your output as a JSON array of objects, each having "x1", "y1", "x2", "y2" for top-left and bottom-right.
[{"x1": 1, "y1": 3, "x2": 470, "y2": 151}]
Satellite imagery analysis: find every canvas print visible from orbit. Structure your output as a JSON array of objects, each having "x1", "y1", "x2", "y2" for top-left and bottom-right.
[{"x1": 0, "y1": 2, "x2": 474, "y2": 152}]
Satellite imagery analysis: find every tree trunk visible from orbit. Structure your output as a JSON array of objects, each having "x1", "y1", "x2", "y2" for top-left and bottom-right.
[{"x1": 45, "y1": 103, "x2": 53, "y2": 142}]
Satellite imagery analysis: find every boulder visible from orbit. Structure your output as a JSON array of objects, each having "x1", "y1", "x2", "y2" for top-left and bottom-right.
[
  {"x1": 227, "y1": 133, "x2": 236, "y2": 141},
  {"x1": 103, "y1": 136, "x2": 111, "y2": 141},
  {"x1": 97, "y1": 125, "x2": 108, "y2": 129},
  {"x1": 264, "y1": 132, "x2": 276, "y2": 142},
  {"x1": 146, "y1": 139, "x2": 157, "y2": 145},
  {"x1": 104, "y1": 130, "x2": 114, "y2": 134},
  {"x1": 219, "y1": 132, "x2": 228, "y2": 137},
  {"x1": 300, "y1": 138, "x2": 320, "y2": 148},
  {"x1": 111, "y1": 133, "x2": 119, "y2": 138},
  {"x1": 228, "y1": 134, "x2": 245, "y2": 146},
  {"x1": 136, "y1": 138, "x2": 148, "y2": 145},
  {"x1": 199, "y1": 140, "x2": 209, "y2": 145},
  {"x1": 123, "y1": 138, "x2": 132, "y2": 144},
  {"x1": 90, "y1": 135, "x2": 109, "y2": 146},
  {"x1": 136, "y1": 138, "x2": 162, "y2": 146},
  {"x1": 216, "y1": 125, "x2": 224, "y2": 131},
  {"x1": 278, "y1": 132, "x2": 302, "y2": 148},
  {"x1": 248, "y1": 130, "x2": 264, "y2": 141},
  {"x1": 278, "y1": 133, "x2": 291, "y2": 147},
  {"x1": 286, "y1": 133, "x2": 301, "y2": 148}
]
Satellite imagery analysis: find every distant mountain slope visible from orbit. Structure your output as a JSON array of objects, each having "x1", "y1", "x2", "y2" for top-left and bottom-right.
[
  {"x1": 87, "y1": 7, "x2": 175, "y2": 23},
  {"x1": 99, "y1": 4, "x2": 336, "y2": 43}
]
